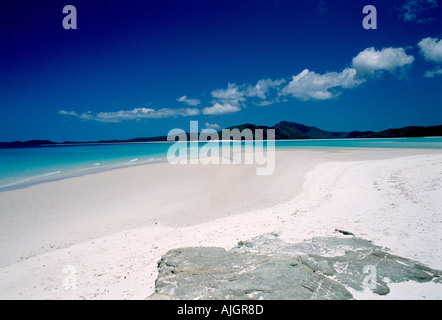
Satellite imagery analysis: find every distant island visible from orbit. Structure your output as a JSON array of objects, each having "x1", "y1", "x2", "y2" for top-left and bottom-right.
[{"x1": 1, "y1": 121, "x2": 441, "y2": 147}]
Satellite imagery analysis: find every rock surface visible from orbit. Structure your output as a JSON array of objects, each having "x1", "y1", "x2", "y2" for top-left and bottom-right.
[{"x1": 148, "y1": 233, "x2": 441, "y2": 300}]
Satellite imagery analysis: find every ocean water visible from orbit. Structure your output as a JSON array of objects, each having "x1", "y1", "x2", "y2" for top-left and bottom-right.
[{"x1": 0, "y1": 137, "x2": 441, "y2": 191}]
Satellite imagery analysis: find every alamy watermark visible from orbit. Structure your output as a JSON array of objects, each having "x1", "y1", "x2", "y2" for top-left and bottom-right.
[
  {"x1": 362, "y1": 5, "x2": 377, "y2": 30},
  {"x1": 166, "y1": 121, "x2": 275, "y2": 175},
  {"x1": 362, "y1": 265, "x2": 377, "y2": 290},
  {"x1": 62, "y1": 265, "x2": 77, "y2": 290},
  {"x1": 62, "y1": 5, "x2": 77, "y2": 30},
  {"x1": 62, "y1": 4, "x2": 376, "y2": 30}
]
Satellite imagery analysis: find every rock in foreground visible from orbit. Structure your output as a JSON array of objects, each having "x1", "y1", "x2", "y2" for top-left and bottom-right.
[{"x1": 149, "y1": 233, "x2": 441, "y2": 300}]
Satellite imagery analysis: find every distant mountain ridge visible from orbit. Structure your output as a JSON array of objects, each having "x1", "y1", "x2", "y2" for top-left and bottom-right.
[
  {"x1": 1, "y1": 122, "x2": 441, "y2": 147},
  {"x1": 227, "y1": 121, "x2": 376, "y2": 140},
  {"x1": 224, "y1": 121, "x2": 442, "y2": 140}
]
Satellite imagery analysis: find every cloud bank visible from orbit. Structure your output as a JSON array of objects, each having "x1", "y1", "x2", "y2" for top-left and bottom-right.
[
  {"x1": 203, "y1": 47, "x2": 414, "y2": 109},
  {"x1": 60, "y1": 41, "x2": 435, "y2": 122},
  {"x1": 59, "y1": 107, "x2": 200, "y2": 123}
]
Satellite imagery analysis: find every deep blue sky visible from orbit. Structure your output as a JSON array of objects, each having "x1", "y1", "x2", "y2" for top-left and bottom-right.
[{"x1": 1, "y1": 0, "x2": 441, "y2": 141}]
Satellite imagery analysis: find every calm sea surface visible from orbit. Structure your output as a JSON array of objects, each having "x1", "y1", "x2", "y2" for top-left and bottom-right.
[{"x1": 0, "y1": 137, "x2": 441, "y2": 191}]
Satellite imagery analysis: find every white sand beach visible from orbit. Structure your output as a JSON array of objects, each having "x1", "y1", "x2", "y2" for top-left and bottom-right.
[{"x1": 0, "y1": 148, "x2": 441, "y2": 299}]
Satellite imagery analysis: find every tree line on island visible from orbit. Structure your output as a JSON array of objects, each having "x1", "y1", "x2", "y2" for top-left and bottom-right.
[{"x1": 1, "y1": 121, "x2": 442, "y2": 147}]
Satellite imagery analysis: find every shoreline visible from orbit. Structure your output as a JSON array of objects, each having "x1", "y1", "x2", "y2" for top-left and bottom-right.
[
  {"x1": 0, "y1": 148, "x2": 441, "y2": 299},
  {"x1": 2, "y1": 135, "x2": 442, "y2": 148},
  {"x1": 1, "y1": 142, "x2": 441, "y2": 193},
  {"x1": 0, "y1": 156, "x2": 169, "y2": 193}
]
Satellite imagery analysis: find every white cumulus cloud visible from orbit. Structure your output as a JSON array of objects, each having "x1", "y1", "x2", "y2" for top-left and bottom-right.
[
  {"x1": 177, "y1": 95, "x2": 201, "y2": 106},
  {"x1": 424, "y1": 66, "x2": 442, "y2": 78},
  {"x1": 204, "y1": 122, "x2": 221, "y2": 130},
  {"x1": 207, "y1": 79, "x2": 286, "y2": 108},
  {"x1": 418, "y1": 37, "x2": 442, "y2": 63},
  {"x1": 58, "y1": 110, "x2": 79, "y2": 117},
  {"x1": 211, "y1": 83, "x2": 247, "y2": 107},
  {"x1": 245, "y1": 78, "x2": 286, "y2": 100},
  {"x1": 202, "y1": 103, "x2": 241, "y2": 115},
  {"x1": 352, "y1": 47, "x2": 415, "y2": 74},
  {"x1": 279, "y1": 68, "x2": 362, "y2": 101}
]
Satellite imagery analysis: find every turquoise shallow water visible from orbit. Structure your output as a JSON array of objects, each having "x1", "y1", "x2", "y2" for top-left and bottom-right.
[{"x1": 0, "y1": 137, "x2": 441, "y2": 191}]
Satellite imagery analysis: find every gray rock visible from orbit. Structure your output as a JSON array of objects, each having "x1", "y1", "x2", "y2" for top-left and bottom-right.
[{"x1": 149, "y1": 233, "x2": 441, "y2": 300}]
